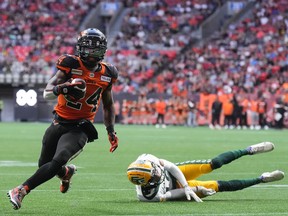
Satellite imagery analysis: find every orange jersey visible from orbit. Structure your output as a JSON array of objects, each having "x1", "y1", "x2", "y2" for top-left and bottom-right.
[
  {"x1": 283, "y1": 92, "x2": 288, "y2": 104},
  {"x1": 155, "y1": 101, "x2": 166, "y2": 115},
  {"x1": 257, "y1": 101, "x2": 267, "y2": 114},
  {"x1": 222, "y1": 101, "x2": 233, "y2": 115},
  {"x1": 241, "y1": 98, "x2": 249, "y2": 113},
  {"x1": 54, "y1": 54, "x2": 118, "y2": 121},
  {"x1": 249, "y1": 100, "x2": 258, "y2": 112}
]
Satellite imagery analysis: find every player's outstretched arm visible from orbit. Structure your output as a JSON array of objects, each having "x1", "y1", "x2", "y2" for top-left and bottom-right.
[
  {"x1": 161, "y1": 159, "x2": 202, "y2": 202},
  {"x1": 160, "y1": 186, "x2": 215, "y2": 202}
]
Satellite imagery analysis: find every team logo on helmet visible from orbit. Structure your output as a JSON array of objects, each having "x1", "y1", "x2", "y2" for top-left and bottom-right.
[
  {"x1": 127, "y1": 160, "x2": 153, "y2": 186},
  {"x1": 127, "y1": 159, "x2": 164, "y2": 187}
]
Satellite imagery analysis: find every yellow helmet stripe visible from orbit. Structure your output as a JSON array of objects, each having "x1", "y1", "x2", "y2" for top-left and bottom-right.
[{"x1": 127, "y1": 167, "x2": 151, "y2": 173}]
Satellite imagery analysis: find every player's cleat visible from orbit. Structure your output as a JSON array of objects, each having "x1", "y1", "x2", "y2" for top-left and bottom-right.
[
  {"x1": 260, "y1": 170, "x2": 284, "y2": 183},
  {"x1": 7, "y1": 185, "x2": 27, "y2": 210},
  {"x1": 247, "y1": 142, "x2": 274, "y2": 155},
  {"x1": 60, "y1": 164, "x2": 77, "y2": 193}
]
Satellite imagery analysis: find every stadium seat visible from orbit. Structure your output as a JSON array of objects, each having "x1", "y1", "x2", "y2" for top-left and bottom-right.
[
  {"x1": 0, "y1": 74, "x2": 4, "y2": 83},
  {"x1": 12, "y1": 74, "x2": 20, "y2": 84},
  {"x1": 5, "y1": 74, "x2": 12, "y2": 83},
  {"x1": 22, "y1": 74, "x2": 29, "y2": 84}
]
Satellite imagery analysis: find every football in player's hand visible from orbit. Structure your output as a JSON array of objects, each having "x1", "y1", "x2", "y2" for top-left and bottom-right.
[
  {"x1": 64, "y1": 78, "x2": 86, "y2": 101},
  {"x1": 71, "y1": 78, "x2": 86, "y2": 91}
]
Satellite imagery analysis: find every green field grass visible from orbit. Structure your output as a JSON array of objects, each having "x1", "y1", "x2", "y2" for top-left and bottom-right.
[{"x1": 0, "y1": 123, "x2": 287, "y2": 216}]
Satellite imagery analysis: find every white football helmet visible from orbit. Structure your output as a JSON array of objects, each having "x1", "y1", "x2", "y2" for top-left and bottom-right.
[{"x1": 127, "y1": 159, "x2": 164, "y2": 187}]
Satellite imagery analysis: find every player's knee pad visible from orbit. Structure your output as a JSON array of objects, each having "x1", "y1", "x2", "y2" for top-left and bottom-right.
[
  {"x1": 53, "y1": 150, "x2": 72, "y2": 166},
  {"x1": 49, "y1": 159, "x2": 63, "y2": 172},
  {"x1": 38, "y1": 158, "x2": 45, "y2": 168},
  {"x1": 38, "y1": 156, "x2": 52, "y2": 168}
]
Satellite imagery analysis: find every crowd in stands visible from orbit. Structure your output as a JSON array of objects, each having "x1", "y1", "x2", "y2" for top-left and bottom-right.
[
  {"x1": 117, "y1": 88, "x2": 288, "y2": 129},
  {"x1": 113, "y1": 0, "x2": 220, "y2": 50},
  {"x1": 0, "y1": 0, "x2": 287, "y2": 128},
  {"x1": 0, "y1": 0, "x2": 96, "y2": 78},
  {"x1": 142, "y1": 0, "x2": 288, "y2": 96},
  {"x1": 0, "y1": 0, "x2": 221, "y2": 88},
  {"x1": 113, "y1": 0, "x2": 288, "y2": 129},
  {"x1": 109, "y1": 0, "x2": 222, "y2": 93}
]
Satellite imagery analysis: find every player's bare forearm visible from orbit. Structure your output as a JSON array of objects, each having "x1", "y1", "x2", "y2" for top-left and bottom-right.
[
  {"x1": 102, "y1": 87, "x2": 115, "y2": 128},
  {"x1": 43, "y1": 70, "x2": 67, "y2": 100},
  {"x1": 103, "y1": 104, "x2": 115, "y2": 127},
  {"x1": 102, "y1": 87, "x2": 118, "y2": 152},
  {"x1": 46, "y1": 70, "x2": 67, "y2": 90}
]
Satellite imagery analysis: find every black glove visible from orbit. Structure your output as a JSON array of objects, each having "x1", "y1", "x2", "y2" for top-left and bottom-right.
[{"x1": 53, "y1": 80, "x2": 85, "y2": 100}]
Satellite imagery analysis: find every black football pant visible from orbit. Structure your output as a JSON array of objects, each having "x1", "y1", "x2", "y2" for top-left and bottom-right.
[
  {"x1": 211, "y1": 114, "x2": 220, "y2": 125},
  {"x1": 156, "y1": 114, "x2": 165, "y2": 124},
  {"x1": 23, "y1": 122, "x2": 88, "y2": 192}
]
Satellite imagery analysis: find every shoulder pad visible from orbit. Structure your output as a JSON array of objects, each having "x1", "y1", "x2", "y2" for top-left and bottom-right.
[
  {"x1": 102, "y1": 62, "x2": 118, "y2": 79},
  {"x1": 57, "y1": 54, "x2": 80, "y2": 71}
]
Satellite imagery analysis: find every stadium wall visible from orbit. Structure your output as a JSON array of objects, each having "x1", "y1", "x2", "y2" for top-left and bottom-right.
[
  {"x1": 1, "y1": 86, "x2": 287, "y2": 129},
  {"x1": 0, "y1": 86, "x2": 160, "y2": 123}
]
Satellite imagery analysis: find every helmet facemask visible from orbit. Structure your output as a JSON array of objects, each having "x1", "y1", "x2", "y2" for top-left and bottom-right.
[
  {"x1": 76, "y1": 28, "x2": 107, "y2": 68},
  {"x1": 146, "y1": 162, "x2": 164, "y2": 187},
  {"x1": 127, "y1": 160, "x2": 164, "y2": 188}
]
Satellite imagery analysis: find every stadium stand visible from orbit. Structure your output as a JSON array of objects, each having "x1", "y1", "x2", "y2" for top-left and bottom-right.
[
  {"x1": 109, "y1": 0, "x2": 223, "y2": 93},
  {"x1": 111, "y1": 0, "x2": 288, "y2": 128},
  {"x1": 0, "y1": 0, "x2": 287, "y2": 127},
  {"x1": 0, "y1": 0, "x2": 96, "y2": 84}
]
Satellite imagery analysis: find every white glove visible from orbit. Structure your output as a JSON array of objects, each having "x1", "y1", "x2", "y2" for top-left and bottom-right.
[
  {"x1": 196, "y1": 186, "x2": 216, "y2": 196},
  {"x1": 184, "y1": 185, "x2": 203, "y2": 202}
]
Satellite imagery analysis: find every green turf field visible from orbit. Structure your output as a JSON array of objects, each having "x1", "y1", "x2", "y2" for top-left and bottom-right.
[{"x1": 0, "y1": 122, "x2": 287, "y2": 216}]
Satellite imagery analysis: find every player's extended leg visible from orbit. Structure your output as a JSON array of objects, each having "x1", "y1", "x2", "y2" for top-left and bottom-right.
[
  {"x1": 218, "y1": 170, "x2": 284, "y2": 192},
  {"x1": 177, "y1": 160, "x2": 214, "y2": 180},
  {"x1": 177, "y1": 142, "x2": 274, "y2": 181},
  {"x1": 211, "y1": 141, "x2": 274, "y2": 170},
  {"x1": 23, "y1": 127, "x2": 86, "y2": 193},
  {"x1": 7, "y1": 127, "x2": 87, "y2": 210},
  {"x1": 38, "y1": 123, "x2": 77, "y2": 193},
  {"x1": 54, "y1": 130, "x2": 83, "y2": 193},
  {"x1": 187, "y1": 170, "x2": 284, "y2": 198}
]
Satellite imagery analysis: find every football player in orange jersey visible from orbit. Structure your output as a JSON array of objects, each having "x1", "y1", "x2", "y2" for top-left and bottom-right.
[{"x1": 7, "y1": 28, "x2": 119, "y2": 210}]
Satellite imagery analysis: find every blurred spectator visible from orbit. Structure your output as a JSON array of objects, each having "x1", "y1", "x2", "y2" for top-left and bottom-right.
[
  {"x1": 257, "y1": 96, "x2": 268, "y2": 129},
  {"x1": 239, "y1": 96, "x2": 249, "y2": 129},
  {"x1": 232, "y1": 95, "x2": 242, "y2": 129},
  {"x1": 155, "y1": 97, "x2": 167, "y2": 128},
  {"x1": 273, "y1": 98, "x2": 287, "y2": 129},
  {"x1": 114, "y1": 100, "x2": 121, "y2": 124},
  {"x1": 0, "y1": 97, "x2": 3, "y2": 121},
  {"x1": 223, "y1": 99, "x2": 234, "y2": 129},
  {"x1": 187, "y1": 99, "x2": 197, "y2": 127},
  {"x1": 210, "y1": 96, "x2": 222, "y2": 129}
]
